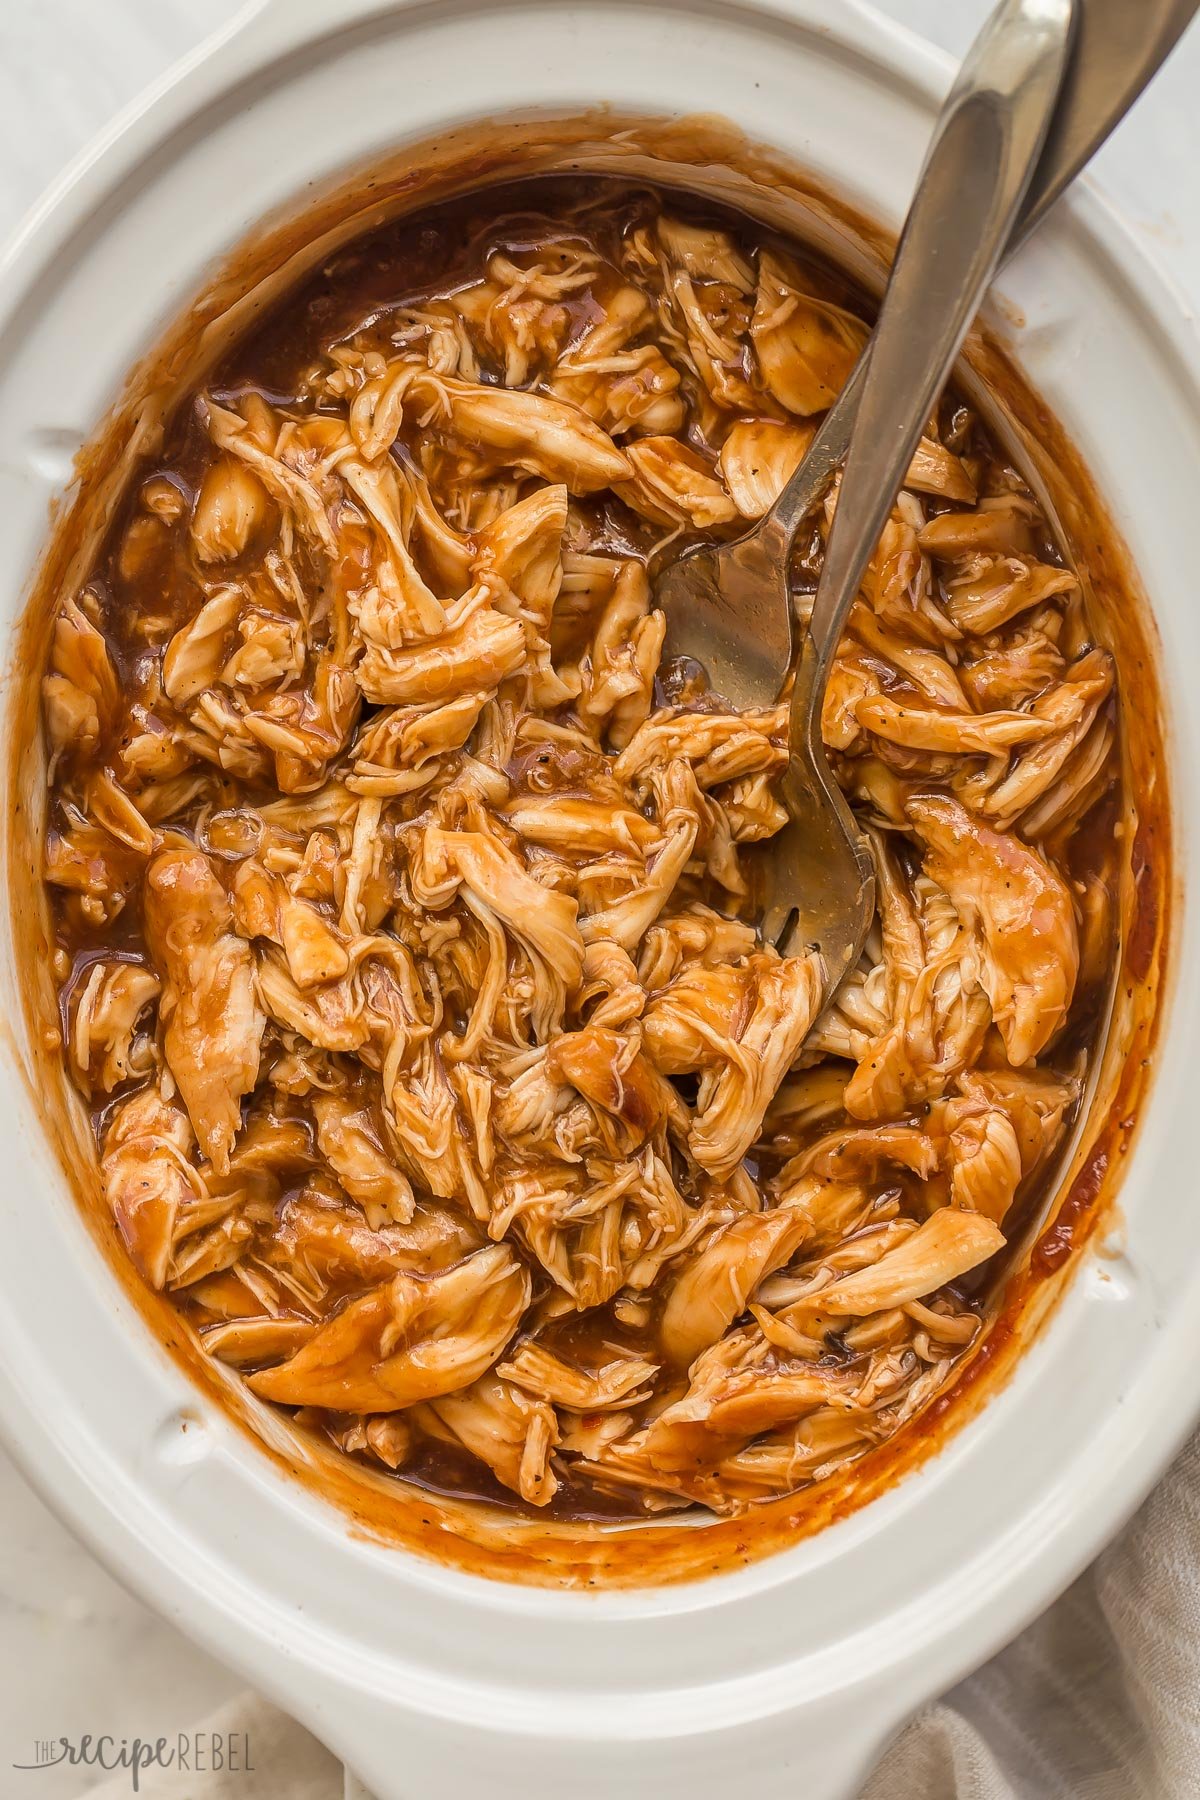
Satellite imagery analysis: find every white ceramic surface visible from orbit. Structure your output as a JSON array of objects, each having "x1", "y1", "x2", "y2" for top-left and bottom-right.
[{"x1": 1, "y1": 5, "x2": 1199, "y2": 1799}]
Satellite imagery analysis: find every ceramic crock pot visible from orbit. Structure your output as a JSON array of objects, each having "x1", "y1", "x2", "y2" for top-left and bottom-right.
[{"x1": 1, "y1": 3, "x2": 1197, "y2": 1796}]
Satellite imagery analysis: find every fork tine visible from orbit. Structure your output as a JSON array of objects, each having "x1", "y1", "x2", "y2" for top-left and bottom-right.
[{"x1": 757, "y1": 899, "x2": 794, "y2": 950}]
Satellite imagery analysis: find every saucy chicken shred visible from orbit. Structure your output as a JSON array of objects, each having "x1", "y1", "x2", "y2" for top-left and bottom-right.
[{"x1": 39, "y1": 180, "x2": 1118, "y2": 1519}]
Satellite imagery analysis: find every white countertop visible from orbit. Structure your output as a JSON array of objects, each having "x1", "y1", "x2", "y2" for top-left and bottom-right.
[{"x1": 1, "y1": 3, "x2": 1196, "y2": 1791}]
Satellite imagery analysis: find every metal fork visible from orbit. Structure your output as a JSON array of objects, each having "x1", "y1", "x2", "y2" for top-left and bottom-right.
[{"x1": 655, "y1": 0, "x2": 1197, "y2": 994}]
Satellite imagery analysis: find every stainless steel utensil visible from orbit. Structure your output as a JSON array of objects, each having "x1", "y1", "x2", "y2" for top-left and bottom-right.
[
  {"x1": 654, "y1": 0, "x2": 1195, "y2": 994},
  {"x1": 662, "y1": 0, "x2": 1194, "y2": 1000},
  {"x1": 751, "y1": 0, "x2": 1073, "y2": 984}
]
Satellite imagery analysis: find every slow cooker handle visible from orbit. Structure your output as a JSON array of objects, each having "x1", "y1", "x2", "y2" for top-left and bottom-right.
[
  {"x1": 335, "y1": 1739, "x2": 899, "y2": 1800},
  {"x1": 324, "y1": 1681, "x2": 903, "y2": 1800},
  {"x1": 338, "y1": 1751, "x2": 890, "y2": 1800}
]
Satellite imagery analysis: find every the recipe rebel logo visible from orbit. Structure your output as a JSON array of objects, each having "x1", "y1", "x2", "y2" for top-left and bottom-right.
[{"x1": 12, "y1": 1731, "x2": 255, "y2": 1790}]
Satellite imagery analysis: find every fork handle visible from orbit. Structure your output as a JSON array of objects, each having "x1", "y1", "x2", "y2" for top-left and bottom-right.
[
  {"x1": 791, "y1": 0, "x2": 1074, "y2": 751},
  {"x1": 763, "y1": 0, "x2": 1197, "y2": 593}
]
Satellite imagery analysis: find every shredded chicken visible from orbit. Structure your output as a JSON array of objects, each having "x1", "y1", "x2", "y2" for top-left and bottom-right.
[{"x1": 40, "y1": 181, "x2": 1117, "y2": 1522}]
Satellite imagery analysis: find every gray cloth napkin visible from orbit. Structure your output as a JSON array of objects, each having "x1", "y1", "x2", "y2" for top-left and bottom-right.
[
  {"x1": 84, "y1": 1435, "x2": 1200, "y2": 1799},
  {"x1": 865, "y1": 1432, "x2": 1200, "y2": 1799}
]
